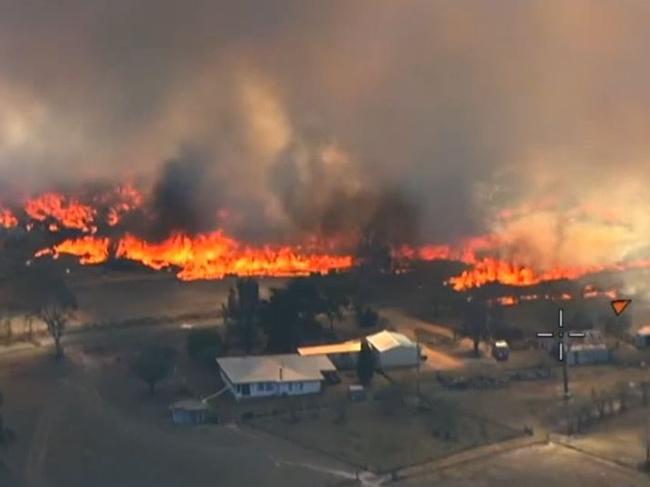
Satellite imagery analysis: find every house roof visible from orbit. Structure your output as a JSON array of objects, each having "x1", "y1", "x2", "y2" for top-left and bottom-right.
[
  {"x1": 297, "y1": 340, "x2": 362, "y2": 356},
  {"x1": 217, "y1": 354, "x2": 335, "y2": 384},
  {"x1": 366, "y1": 330, "x2": 416, "y2": 352}
]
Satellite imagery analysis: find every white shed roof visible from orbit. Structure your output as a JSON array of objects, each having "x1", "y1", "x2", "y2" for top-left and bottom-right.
[
  {"x1": 366, "y1": 330, "x2": 416, "y2": 352},
  {"x1": 637, "y1": 325, "x2": 650, "y2": 336},
  {"x1": 217, "y1": 354, "x2": 335, "y2": 384},
  {"x1": 297, "y1": 340, "x2": 362, "y2": 356}
]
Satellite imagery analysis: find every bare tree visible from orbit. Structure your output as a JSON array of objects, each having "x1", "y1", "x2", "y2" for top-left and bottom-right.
[
  {"x1": 7, "y1": 262, "x2": 76, "y2": 359},
  {"x1": 39, "y1": 297, "x2": 75, "y2": 359}
]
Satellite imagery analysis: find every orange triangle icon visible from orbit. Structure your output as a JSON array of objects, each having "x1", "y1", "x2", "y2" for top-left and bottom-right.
[{"x1": 611, "y1": 299, "x2": 631, "y2": 316}]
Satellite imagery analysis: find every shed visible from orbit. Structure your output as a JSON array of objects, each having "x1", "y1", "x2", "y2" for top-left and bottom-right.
[
  {"x1": 635, "y1": 326, "x2": 650, "y2": 348},
  {"x1": 348, "y1": 384, "x2": 366, "y2": 402},
  {"x1": 567, "y1": 343, "x2": 610, "y2": 366},
  {"x1": 492, "y1": 340, "x2": 510, "y2": 361},
  {"x1": 297, "y1": 340, "x2": 361, "y2": 369},
  {"x1": 170, "y1": 399, "x2": 210, "y2": 425},
  {"x1": 366, "y1": 330, "x2": 420, "y2": 369}
]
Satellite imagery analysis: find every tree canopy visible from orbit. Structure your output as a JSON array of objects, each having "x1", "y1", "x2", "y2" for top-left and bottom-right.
[
  {"x1": 131, "y1": 346, "x2": 176, "y2": 394},
  {"x1": 356, "y1": 340, "x2": 376, "y2": 385},
  {"x1": 186, "y1": 328, "x2": 224, "y2": 366},
  {"x1": 222, "y1": 278, "x2": 261, "y2": 353},
  {"x1": 459, "y1": 300, "x2": 490, "y2": 356},
  {"x1": 6, "y1": 262, "x2": 77, "y2": 357}
]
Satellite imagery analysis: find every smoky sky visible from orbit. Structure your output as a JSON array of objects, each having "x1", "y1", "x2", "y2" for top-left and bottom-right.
[{"x1": 1, "y1": 1, "x2": 650, "y2": 260}]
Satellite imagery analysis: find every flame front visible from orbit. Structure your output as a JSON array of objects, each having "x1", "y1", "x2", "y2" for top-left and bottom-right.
[
  {"x1": 115, "y1": 232, "x2": 353, "y2": 280},
  {"x1": 35, "y1": 236, "x2": 110, "y2": 264},
  {"x1": 0, "y1": 208, "x2": 17, "y2": 228},
  {"x1": 24, "y1": 193, "x2": 97, "y2": 233},
  {"x1": 14, "y1": 185, "x2": 650, "y2": 288},
  {"x1": 103, "y1": 184, "x2": 144, "y2": 226}
]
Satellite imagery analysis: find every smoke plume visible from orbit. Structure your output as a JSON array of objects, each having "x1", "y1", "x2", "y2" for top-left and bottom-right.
[{"x1": 1, "y1": 1, "x2": 650, "y2": 266}]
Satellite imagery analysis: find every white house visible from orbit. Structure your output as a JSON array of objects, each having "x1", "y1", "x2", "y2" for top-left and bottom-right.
[
  {"x1": 366, "y1": 330, "x2": 420, "y2": 369},
  {"x1": 217, "y1": 354, "x2": 336, "y2": 400}
]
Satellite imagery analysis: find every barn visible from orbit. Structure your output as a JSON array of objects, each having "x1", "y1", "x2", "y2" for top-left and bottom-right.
[
  {"x1": 366, "y1": 330, "x2": 420, "y2": 369},
  {"x1": 217, "y1": 354, "x2": 336, "y2": 400}
]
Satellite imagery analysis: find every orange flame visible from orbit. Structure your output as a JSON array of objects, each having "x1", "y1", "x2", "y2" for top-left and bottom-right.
[
  {"x1": 25, "y1": 193, "x2": 97, "y2": 233},
  {"x1": 105, "y1": 183, "x2": 144, "y2": 226},
  {"x1": 115, "y1": 232, "x2": 353, "y2": 280},
  {"x1": 35, "y1": 236, "x2": 110, "y2": 264},
  {"x1": 0, "y1": 208, "x2": 17, "y2": 228}
]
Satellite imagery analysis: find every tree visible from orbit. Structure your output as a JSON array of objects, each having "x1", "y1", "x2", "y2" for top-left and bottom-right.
[
  {"x1": 17, "y1": 264, "x2": 77, "y2": 359},
  {"x1": 317, "y1": 277, "x2": 348, "y2": 333},
  {"x1": 459, "y1": 301, "x2": 490, "y2": 356},
  {"x1": 222, "y1": 279, "x2": 261, "y2": 353},
  {"x1": 356, "y1": 340, "x2": 375, "y2": 385},
  {"x1": 39, "y1": 294, "x2": 76, "y2": 359},
  {"x1": 0, "y1": 391, "x2": 14, "y2": 450},
  {"x1": 186, "y1": 328, "x2": 224, "y2": 367},
  {"x1": 355, "y1": 303, "x2": 379, "y2": 329},
  {"x1": 262, "y1": 279, "x2": 327, "y2": 353},
  {"x1": 131, "y1": 346, "x2": 176, "y2": 394}
]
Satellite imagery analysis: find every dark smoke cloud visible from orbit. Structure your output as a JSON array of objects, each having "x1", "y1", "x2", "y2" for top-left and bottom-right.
[
  {"x1": 148, "y1": 149, "x2": 213, "y2": 239},
  {"x1": 1, "y1": 1, "x2": 650, "y2": 262}
]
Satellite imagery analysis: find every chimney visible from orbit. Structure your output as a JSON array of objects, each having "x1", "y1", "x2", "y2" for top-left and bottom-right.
[{"x1": 279, "y1": 366, "x2": 283, "y2": 382}]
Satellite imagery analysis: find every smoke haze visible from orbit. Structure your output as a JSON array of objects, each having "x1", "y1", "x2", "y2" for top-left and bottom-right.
[{"x1": 1, "y1": 0, "x2": 650, "y2": 265}]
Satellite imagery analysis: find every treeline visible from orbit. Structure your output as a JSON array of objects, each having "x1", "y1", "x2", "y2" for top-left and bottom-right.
[{"x1": 186, "y1": 275, "x2": 381, "y2": 367}]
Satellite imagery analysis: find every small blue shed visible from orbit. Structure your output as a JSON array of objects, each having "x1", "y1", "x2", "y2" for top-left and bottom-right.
[{"x1": 170, "y1": 399, "x2": 210, "y2": 425}]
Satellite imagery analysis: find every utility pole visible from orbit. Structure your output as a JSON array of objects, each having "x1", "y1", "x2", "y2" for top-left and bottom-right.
[
  {"x1": 416, "y1": 338, "x2": 421, "y2": 397},
  {"x1": 560, "y1": 308, "x2": 570, "y2": 400}
]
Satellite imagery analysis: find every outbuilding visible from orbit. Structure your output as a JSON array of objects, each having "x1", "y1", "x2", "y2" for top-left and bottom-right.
[
  {"x1": 492, "y1": 340, "x2": 510, "y2": 361},
  {"x1": 297, "y1": 340, "x2": 362, "y2": 369},
  {"x1": 636, "y1": 326, "x2": 650, "y2": 348},
  {"x1": 217, "y1": 354, "x2": 336, "y2": 400},
  {"x1": 366, "y1": 330, "x2": 421, "y2": 369},
  {"x1": 170, "y1": 399, "x2": 210, "y2": 425},
  {"x1": 566, "y1": 343, "x2": 610, "y2": 366}
]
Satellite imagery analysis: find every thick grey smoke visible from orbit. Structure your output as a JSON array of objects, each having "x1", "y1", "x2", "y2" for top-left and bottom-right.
[{"x1": 1, "y1": 0, "x2": 650, "y2": 261}]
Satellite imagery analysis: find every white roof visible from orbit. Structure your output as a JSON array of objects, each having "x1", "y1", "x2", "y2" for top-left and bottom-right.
[
  {"x1": 366, "y1": 330, "x2": 416, "y2": 352},
  {"x1": 637, "y1": 325, "x2": 650, "y2": 336},
  {"x1": 217, "y1": 354, "x2": 335, "y2": 384}
]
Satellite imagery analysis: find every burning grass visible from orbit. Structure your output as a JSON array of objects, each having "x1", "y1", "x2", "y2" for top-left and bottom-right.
[{"x1": 2, "y1": 184, "x2": 649, "y2": 292}]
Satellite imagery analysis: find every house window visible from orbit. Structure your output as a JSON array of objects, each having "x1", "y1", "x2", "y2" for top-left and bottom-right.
[
  {"x1": 265, "y1": 382, "x2": 273, "y2": 391},
  {"x1": 288, "y1": 382, "x2": 294, "y2": 391},
  {"x1": 297, "y1": 382, "x2": 303, "y2": 391}
]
